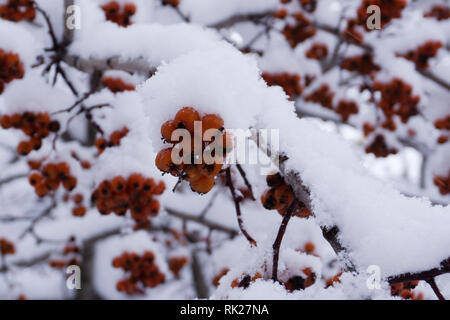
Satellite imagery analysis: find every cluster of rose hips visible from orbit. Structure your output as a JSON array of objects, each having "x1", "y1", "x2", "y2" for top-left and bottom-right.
[
  {"x1": 28, "y1": 162, "x2": 77, "y2": 198},
  {"x1": 424, "y1": 5, "x2": 450, "y2": 20},
  {"x1": 305, "y1": 43, "x2": 328, "y2": 60},
  {"x1": 102, "y1": 76, "x2": 135, "y2": 93},
  {"x1": 435, "y1": 116, "x2": 449, "y2": 144},
  {"x1": 0, "y1": 0, "x2": 36, "y2": 22},
  {"x1": 434, "y1": 172, "x2": 449, "y2": 196},
  {"x1": 0, "y1": 237, "x2": 15, "y2": 255},
  {"x1": 282, "y1": 12, "x2": 316, "y2": 49},
  {"x1": 156, "y1": 107, "x2": 232, "y2": 194},
  {"x1": 168, "y1": 256, "x2": 188, "y2": 277},
  {"x1": 112, "y1": 251, "x2": 166, "y2": 294},
  {"x1": 305, "y1": 84, "x2": 334, "y2": 110},
  {"x1": 341, "y1": 54, "x2": 380, "y2": 75},
  {"x1": 284, "y1": 267, "x2": 316, "y2": 292},
  {"x1": 305, "y1": 85, "x2": 359, "y2": 122},
  {"x1": 261, "y1": 173, "x2": 312, "y2": 218},
  {"x1": 49, "y1": 237, "x2": 81, "y2": 269},
  {"x1": 399, "y1": 41, "x2": 443, "y2": 69},
  {"x1": 365, "y1": 134, "x2": 398, "y2": 158},
  {"x1": 0, "y1": 112, "x2": 60, "y2": 155},
  {"x1": 356, "y1": 0, "x2": 407, "y2": 30},
  {"x1": 373, "y1": 78, "x2": 420, "y2": 123},
  {"x1": 101, "y1": 1, "x2": 136, "y2": 27},
  {"x1": 95, "y1": 127, "x2": 129, "y2": 155},
  {"x1": 390, "y1": 281, "x2": 423, "y2": 300},
  {"x1": 92, "y1": 174, "x2": 165, "y2": 224},
  {"x1": 262, "y1": 72, "x2": 302, "y2": 99},
  {"x1": 0, "y1": 49, "x2": 24, "y2": 94}
]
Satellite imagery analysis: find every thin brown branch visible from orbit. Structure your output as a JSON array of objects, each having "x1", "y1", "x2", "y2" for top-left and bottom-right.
[
  {"x1": 236, "y1": 164, "x2": 256, "y2": 201},
  {"x1": 225, "y1": 167, "x2": 257, "y2": 246},
  {"x1": 272, "y1": 198, "x2": 299, "y2": 282},
  {"x1": 165, "y1": 207, "x2": 239, "y2": 237},
  {"x1": 426, "y1": 278, "x2": 446, "y2": 301},
  {"x1": 388, "y1": 258, "x2": 450, "y2": 284}
]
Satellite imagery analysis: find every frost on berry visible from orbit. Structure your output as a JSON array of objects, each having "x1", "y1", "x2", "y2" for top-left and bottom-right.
[
  {"x1": 101, "y1": 1, "x2": 136, "y2": 27},
  {"x1": 112, "y1": 251, "x2": 166, "y2": 294},
  {"x1": 0, "y1": 0, "x2": 36, "y2": 22},
  {"x1": 262, "y1": 72, "x2": 302, "y2": 99}
]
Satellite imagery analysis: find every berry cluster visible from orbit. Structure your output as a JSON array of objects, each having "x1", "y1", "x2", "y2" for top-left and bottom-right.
[
  {"x1": 0, "y1": 0, "x2": 36, "y2": 22},
  {"x1": 356, "y1": 0, "x2": 407, "y2": 30},
  {"x1": 336, "y1": 100, "x2": 359, "y2": 122},
  {"x1": 112, "y1": 251, "x2": 166, "y2": 294},
  {"x1": 156, "y1": 107, "x2": 232, "y2": 194},
  {"x1": 424, "y1": 5, "x2": 450, "y2": 21},
  {"x1": 365, "y1": 134, "x2": 398, "y2": 158},
  {"x1": 101, "y1": 1, "x2": 136, "y2": 27},
  {"x1": 390, "y1": 281, "x2": 423, "y2": 300},
  {"x1": 284, "y1": 267, "x2": 316, "y2": 292},
  {"x1": 434, "y1": 172, "x2": 449, "y2": 195},
  {"x1": 95, "y1": 127, "x2": 129, "y2": 155},
  {"x1": 92, "y1": 174, "x2": 165, "y2": 224},
  {"x1": 0, "y1": 237, "x2": 15, "y2": 255},
  {"x1": 282, "y1": 13, "x2": 316, "y2": 48},
  {"x1": 1, "y1": 112, "x2": 60, "y2": 155},
  {"x1": 0, "y1": 49, "x2": 24, "y2": 94},
  {"x1": 435, "y1": 116, "x2": 449, "y2": 144},
  {"x1": 102, "y1": 76, "x2": 135, "y2": 93},
  {"x1": 305, "y1": 84, "x2": 334, "y2": 109},
  {"x1": 49, "y1": 237, "x2": 81, "y2": 268},
  {"x1": 341, "y1": 54, "x2": 380, "y2": 75},
  {"x1": 261, "y1": 173, "x2": 312, "y2": 218},
  {"x1": 28, "y1": 162, "x2": 77, "y2": 197},
  {"x1": 399, "y1": 41, "x2": 443, "y2": 69},
  {"x1": 305, "y1": 43, "x2": 328, "y2": 60},
  {"x1": 373, "y1": 78, "x2": 420, "y2": 123},
  {"x1": 168, "y1": 256, "x2": 188, "y2": 277},
  {"x1": 262, "y1": 72, "x2": 302, "y2": 99}
]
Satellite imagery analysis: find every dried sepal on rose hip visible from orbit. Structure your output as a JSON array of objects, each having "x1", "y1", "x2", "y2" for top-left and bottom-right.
[
  {"x1": 28, "y1": 162, "x2": 77, "y2": 198},
  {"x1": 101, "y1": 1, "x2": 136, "y2": 27},
  {"x1": 1, "y1": 112, "x2": 60, "y2": 156},
  {"x1": 156, "y1": 107, "x2": 232, "y2": 195},
  {"x1": 92, "y1": 173, "x2": 165, "y2": 225},
  {"x1": 0, "y1": 0, "x2": 36, "y2": 22},
  {"x1": 112, "y1": 251, "x2": 166, "y2": 295},
  {"x1": 261, "y1": 173, "x2": 312, "y2": 218}
]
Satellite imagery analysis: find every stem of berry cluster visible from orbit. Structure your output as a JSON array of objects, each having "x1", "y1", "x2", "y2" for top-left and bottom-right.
[
  {"x1": 272, "y1": 198, "x2": 299, "y2": 282},
  {"x1": 426, "y1": 278, "x2": 446, "y2": 301},
  {"x1": 225, "y1": 167, "x2": 257, "y2": 246}
]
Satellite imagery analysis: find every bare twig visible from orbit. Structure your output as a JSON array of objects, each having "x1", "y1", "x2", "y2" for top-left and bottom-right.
[
  {"x1": 236, "y1": 164, "x2": 256, "y2": 201},
  {"x1": 426, "y1": 278, "x2": 446, "y2": 301},
  {"x1": 225, "y1": 167, "x2": 257, "y2": 246},
  {"x1": 272, "y1": 198, "x2": 299, "y2": 282}
]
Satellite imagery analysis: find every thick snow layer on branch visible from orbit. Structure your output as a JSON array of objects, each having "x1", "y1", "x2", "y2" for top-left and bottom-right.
[
  {"x1": 180, "y1": 0, "x2": 278, "y2": 26},
  {"x1": 139, "y1": 36, "x2": 450, "y2": 277}
]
